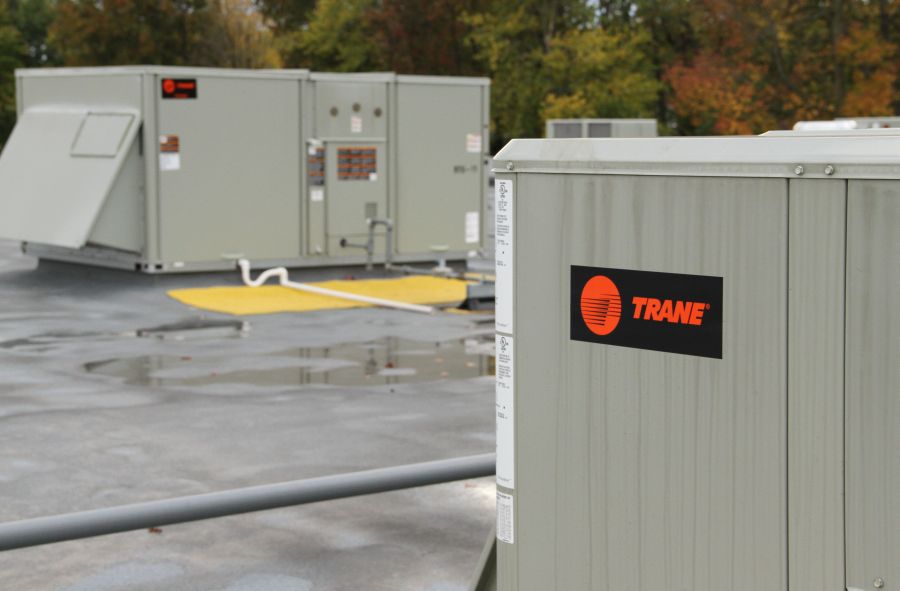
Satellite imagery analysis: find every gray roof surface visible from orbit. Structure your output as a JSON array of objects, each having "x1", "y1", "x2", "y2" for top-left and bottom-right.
[{"x1": 0, "y1": 240, "x2": 494, "y2": 590}]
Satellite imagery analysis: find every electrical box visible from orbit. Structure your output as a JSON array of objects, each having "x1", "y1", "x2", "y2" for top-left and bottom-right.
[
  {"x1": 0, "y1": 67, "x2": 489, "y2": 272},
  {"x1": 492, "y1": 136, "x2": 898, "y2": 591},
  {"x1": 545, "y1": 118, "x2": 657, "y2": 139}
]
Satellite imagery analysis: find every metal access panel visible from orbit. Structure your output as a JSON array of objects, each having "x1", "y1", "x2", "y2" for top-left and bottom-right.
[
  {"x1": 325, "y1": 142, "x2": 387, "y2": 252},
  {"x1": 492, "y1": 136, "x2": 900, "y2": 591},
  {"x1": 395, "y1": 77, "x2": 488, "y2": 254},
  {"x1": 844, "y1": 180, "x2": 899, "y2": 591},
  {"x1": 0, "y1": 71, "x2": 144, "y2": 250},
  {"x1": 156, "y1": 72, "x2": 302, "y2": 264},
  {"x1": 309, "y1": 76, "x2": 390, "y2": 257}
]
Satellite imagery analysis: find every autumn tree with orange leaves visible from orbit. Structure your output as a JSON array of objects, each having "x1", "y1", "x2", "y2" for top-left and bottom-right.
[{"x1": 0, "y1": 0, "x2": 898, "y2": 147}]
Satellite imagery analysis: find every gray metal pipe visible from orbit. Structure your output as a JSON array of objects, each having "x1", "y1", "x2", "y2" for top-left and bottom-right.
[{"x1": 0, "y1": 453, "x2": 495, "y2": 552}]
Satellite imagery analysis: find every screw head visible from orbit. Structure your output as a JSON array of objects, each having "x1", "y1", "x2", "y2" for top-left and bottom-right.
[
  {"x1": 824, "y1": 164, "x2": 835, "y2": 175},
  {"x1": 794, "y1": 165, "x2": 805, "y2": 176},
  {"x1": 506, "y1": 162, "x2": 514, "y2": 171},
  {"x1": 874, "y1": 577, "x2": 884, "y2": 589}
]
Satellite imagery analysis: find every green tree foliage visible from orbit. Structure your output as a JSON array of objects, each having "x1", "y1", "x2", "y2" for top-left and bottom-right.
[
  {"x1": 50, "y1": 0, "x2": 212, "y2": 66},
  {"x1": 0, "y1": 0, "x2": 24, "y2": 151},
  {"x1": 48, "y1": 0, "x2": 279, "y2": 68},
  {"x1": 465, "y1": 0, "x2": 660, "y2": 146},
  {"x1": 254, "y1": 0, "x2": 315, "y2": 32},
  {"x1": 201, "y1": 0, "x2": 282, "y2": 68},
  {"x1": 279, "y1": 0, "x2": 379, "y2": 70},
  {"x1": 367, "y1": 0, "x2": 482, "y2": 74},
  {"x1": 1, "y1": 0, "x2": 899, "y2": 149},
  {"x1": 542, "y1": 28, "x2": 660, "y2": 120},
  {"x1": 8, "y1": 0, "x2": 59, "y2": 66}
]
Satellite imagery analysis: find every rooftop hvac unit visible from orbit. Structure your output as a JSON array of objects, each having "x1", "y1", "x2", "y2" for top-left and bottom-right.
[
  {"x1": 0, "y1": 67, "x2": 490, "y2": 272},
  {"x1": 490, "y1": 135, "x2": 898, "y2": 591},
  {"x1": 545, "y1": 118, "x2": 657, "y2": 139}
]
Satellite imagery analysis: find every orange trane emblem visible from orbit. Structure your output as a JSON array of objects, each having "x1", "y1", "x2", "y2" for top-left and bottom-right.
[{"x1": 580, "y1": 275, "x2": 621, "y2": 336}]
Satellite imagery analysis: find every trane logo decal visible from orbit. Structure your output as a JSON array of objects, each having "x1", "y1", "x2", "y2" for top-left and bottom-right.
[
  {"x1": 571, "y1": 266, "x2": 723, "y2": 359},
  {"x1": 161, "y1": 78, "x2": 198, "y2": 99},
  {"x1": 631, "y1": 297, "x2": 709, "y2": 325}
]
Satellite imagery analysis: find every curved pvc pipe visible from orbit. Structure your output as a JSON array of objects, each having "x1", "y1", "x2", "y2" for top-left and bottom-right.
[{"x1": 238, "y1": 259, "x2": 435, "y2": 315}]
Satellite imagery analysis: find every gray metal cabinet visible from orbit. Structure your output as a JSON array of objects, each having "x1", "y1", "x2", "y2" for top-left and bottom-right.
[
  {"x1": 0, "y1": 67, "x2": 489, "y2": 272},
  {"x1": 492, "y1": 136, "x2": 899, "y2": 591},
  {"x1": 157, "y1": 74, "x2": 302, "y2": 263}
]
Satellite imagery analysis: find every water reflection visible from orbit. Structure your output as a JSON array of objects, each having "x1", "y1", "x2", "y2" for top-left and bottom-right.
[{"x1": 83, "y1": 336, "x2": 495, "y2": 389}]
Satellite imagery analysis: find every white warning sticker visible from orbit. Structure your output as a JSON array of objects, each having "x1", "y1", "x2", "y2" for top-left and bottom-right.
[
  {"x1": 310, "y1": 187, "x2": 324, "y2": 202},
  {"x1": 496, "y1": 491, "x2": 514, "y2": 544},
  {"x1": 466, "y1": 132, "x2": 482, "y2": 153},
  {"x1": 159, "y1": 153, "x2": 180, "y2": 171},
  {"x1": 495, "y1": 179, "x2": 514, "y2": 333},
  {"x1": 496, "y1": 334, "x2": 514, "y2": 489},
  {"x1": 465, "y1": 211, "x2": 480, "y2": 244},
  {"x1": 351, "y1": 116, "x2": 363, "y2": 133}
]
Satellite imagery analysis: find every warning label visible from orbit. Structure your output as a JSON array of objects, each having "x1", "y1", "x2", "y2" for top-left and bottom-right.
[
  {"x1": 337, "y1": 147, "x2": 377, "y2": 181},
  {"x1": 159, "y1": 135, "x2": 180, "y2": 171},
  {"x1": 496, "y1": 491, "x2": 514, "y2": 544},
  {"x1": 308, "y1": 146, "x2": 325, "y2": 186},
  {"x1": 466, "y1": 132, "x2": 482, "y2": 153},
  {"x1": 495, "y1": 334, "x2": 514, "y2": 489}
]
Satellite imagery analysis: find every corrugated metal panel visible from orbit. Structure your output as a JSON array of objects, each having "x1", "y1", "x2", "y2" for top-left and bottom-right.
[
  {"x1": 507, "y1": 173, "x2": 788, "y2": 590},
  {"x1": 845, "y1": 180, "x2": 899, "y2": 591},
  {"x1": 787, "y1": 179, "x2": 846, "y2": 590},
  {"x1": 0, "y1": 108, "x2": 140, "y2": 248}
]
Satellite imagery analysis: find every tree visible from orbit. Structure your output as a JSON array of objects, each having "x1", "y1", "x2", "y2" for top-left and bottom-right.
[
  {"x1": 465, "y1": 0, "x2": 657, "y2": 146},
  {"x1": 279, "y1": 0, "x2": 380, "y2": 70},
  {"x1": 49, "y1": 0, "x2": 213, "y2": 66},
  {"x1": 254, "y1": 0, "x2": 315, "y2": 32},
  {"x1": 0, "y1": 0, "x2": 24, "y2": 150},
  {"x1": 367, "y1": 0, "x2": 482, "y2": 75},
  {"x1": 542, "y1": 27, "x2": 660, "y2": 121},
  {"x1": 8, "y1": 0, "x2": 59, "y2": 66},
  {"x1": 201, "y1": 0, "x2": 281, "y2": 68},
  {"x1": 49, "y1": 0, "x2": 280, "y2": 69},
  {"x1": 655, "y1": 0, "x2": 898, "y2": 134}
]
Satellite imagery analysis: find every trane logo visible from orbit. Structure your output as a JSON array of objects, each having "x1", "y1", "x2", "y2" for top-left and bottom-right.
[
  {"x1": 571, "y1": 265, "x2": 724, "y2": 359},
  {"x1": 579, "y1": 275, "x2": 712, "y2": 337},
  {"x1": 631, "y1": 297, "x2": 710, "y2": 326}
]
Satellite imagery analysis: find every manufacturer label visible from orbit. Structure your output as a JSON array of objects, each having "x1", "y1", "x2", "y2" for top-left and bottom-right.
[
  {"x1": 495, "y1": 334, "x2": 514, "y2": 489},
  {"x1": 466, "y1": 132, "x2": 482, "y2": 153},
  {"x1": 161, "y1": 78, "x2": 197, "y2": 99},
  {"x1": 495, "y1": 179, "x2": 514, "y2": 333},
  {"x1": 571, "y1": 265, "x2": 723, "y2": 358},
  {"x1": 465, "y1": 211, "x2": 479, "y2": 244},
  {"x1": 496, "y1": 491, "x2": 514, "y2": 544}
]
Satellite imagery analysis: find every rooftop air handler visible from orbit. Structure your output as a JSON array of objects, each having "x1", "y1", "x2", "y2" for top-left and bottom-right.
[
  {"x1": 0, "y1": 67, "x2": 490, "y2": 272},
  {"x1": 490, "y1": 135, "x2": 898, "y2": 591}
]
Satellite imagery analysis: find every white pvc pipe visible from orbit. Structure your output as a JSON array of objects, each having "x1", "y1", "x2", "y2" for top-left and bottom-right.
[{"x1": 237, "y1": 259, "x2": 435, "y2": 315}]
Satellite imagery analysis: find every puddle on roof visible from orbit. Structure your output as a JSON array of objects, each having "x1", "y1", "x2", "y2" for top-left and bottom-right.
[
  {"x1": 134, "y1": 319, "x2": 249, "y2": 341},
  {"x1": 0, "y1": 319, "x2": 248, "y2": 351},
  {"x1": 83, "y1": 336, "x2": 495, "y2": 389}
]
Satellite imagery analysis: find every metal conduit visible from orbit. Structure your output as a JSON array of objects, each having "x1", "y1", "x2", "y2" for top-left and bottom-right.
[{"x1": 0, "y1": 453, "x2": 495, "y2": 552}]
